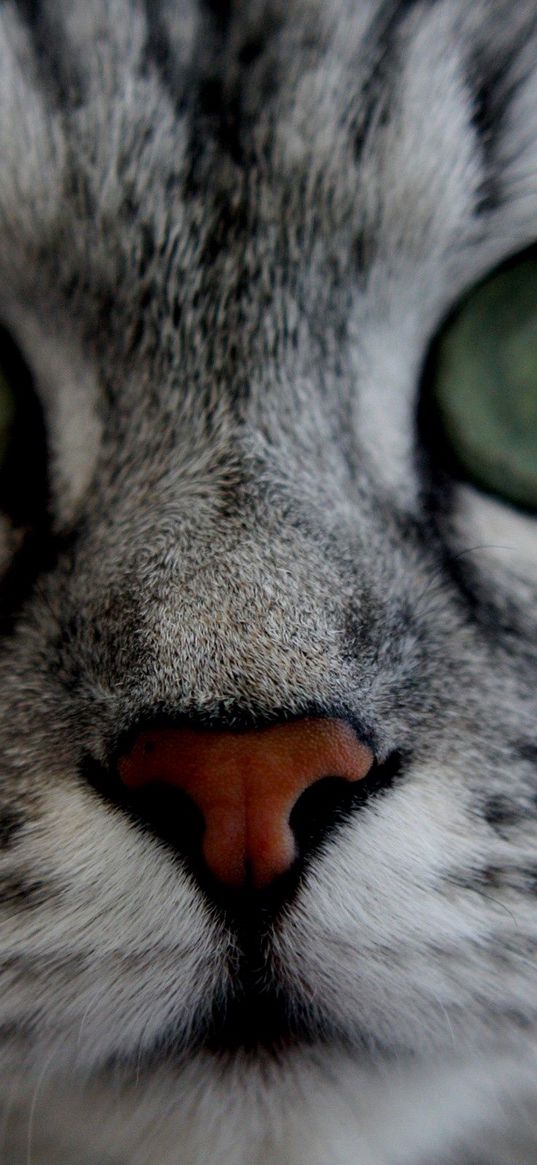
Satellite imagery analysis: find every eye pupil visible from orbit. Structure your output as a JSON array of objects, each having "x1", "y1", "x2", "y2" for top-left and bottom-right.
[
  {"x1": 0, "y1": 324, "x2": 49, "y2": 530},
  {"x1": 0, "y1": 363, "x2": 14, "y2": 465}
]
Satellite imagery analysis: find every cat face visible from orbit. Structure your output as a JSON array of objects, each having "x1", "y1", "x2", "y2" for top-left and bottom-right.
[{"x1": 0, "y1": 0, "x2": 537, "y2": 1128}]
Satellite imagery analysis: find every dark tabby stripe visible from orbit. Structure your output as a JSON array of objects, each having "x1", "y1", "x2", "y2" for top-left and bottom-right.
[
  {"x1": 354, "y1": 0, "x2": 439, "y2": 162},
  {"x1": 469, "y1": 12, "x2": 537, "y2": 213},
  {"x1": 15, "y1": 0, "x2": 85, "y2": 108},
  {"x1": 0, "y1": 809, "x2": 24, "y2": 849},
  {"x1": 0, "y1": 875, "x2": 52, "y2": 908},
  {"x1": 482, "y1": 795, "x2": 527, "y2": 833},
  {"x1": 143, "y1": 0, "x2": 178, "y2": 93},
  {"x1": 470, "y1": 50, "x2": 520, "y2": 213},
  {"x1": 142, "y1": 0, "x2": 197, "y2": 114},
  {"x1": 517, "y1": 742, "x2": 537, "y2": 765}
]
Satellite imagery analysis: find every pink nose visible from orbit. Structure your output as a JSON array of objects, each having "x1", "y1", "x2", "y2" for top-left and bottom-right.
[{"x1": 118, "y1": 719, "x2": 373, "y2": 888}]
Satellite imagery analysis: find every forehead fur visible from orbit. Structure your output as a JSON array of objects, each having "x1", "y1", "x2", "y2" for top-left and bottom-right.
[
  {"x1": 1, "y1": 1, "x2": 537, "y2": 522},
  {"x1": 0, "y1": 0, "x2": 536, "y2": 730}
]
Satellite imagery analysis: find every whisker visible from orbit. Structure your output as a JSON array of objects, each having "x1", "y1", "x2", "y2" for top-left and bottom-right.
[{"x1": 26, "y1": 1047, "x2": 57, "y2": 1165}]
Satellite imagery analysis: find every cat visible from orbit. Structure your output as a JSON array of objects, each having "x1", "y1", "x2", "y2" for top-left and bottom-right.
[{"x1": 1, "y1": 1, "x2": 537, "y2": 1162}]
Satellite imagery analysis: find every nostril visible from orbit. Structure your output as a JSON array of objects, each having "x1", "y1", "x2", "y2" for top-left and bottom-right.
[
  {"x1": 124, "y1": 782, "x2": 205, "y2": 863},
  {"x1": 290, "y1": 775, "x2": 362, "y2": 856}
]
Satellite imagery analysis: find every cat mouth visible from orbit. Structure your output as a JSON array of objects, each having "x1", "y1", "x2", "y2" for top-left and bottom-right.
[
  {"x1": 105, "y1": 973, "x2": 374, "y2": 1074},
  {"x1": 202, "y1": 981, "x2": 311, "y2": 1056},
  {"x1": 110, "y1": 987, "x2": 322, "y2": 1072},
  {"x1": 99, "y1": 981, "x2": 318, "y2": 1078}
]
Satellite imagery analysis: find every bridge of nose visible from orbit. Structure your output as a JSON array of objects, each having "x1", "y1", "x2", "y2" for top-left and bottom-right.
[{"x1": 118, "y1": 719, "x2": 373, "y2": 888}]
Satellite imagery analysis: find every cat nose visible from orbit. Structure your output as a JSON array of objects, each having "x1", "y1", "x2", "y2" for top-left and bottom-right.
[{"x1": 117, "y1": 719, "x2": 373, "y2": 889}]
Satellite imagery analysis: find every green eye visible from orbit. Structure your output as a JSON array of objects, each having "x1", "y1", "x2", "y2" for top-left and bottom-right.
[{"x1": 431, "y1": 250, "x2": 537, "y2": 510}]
